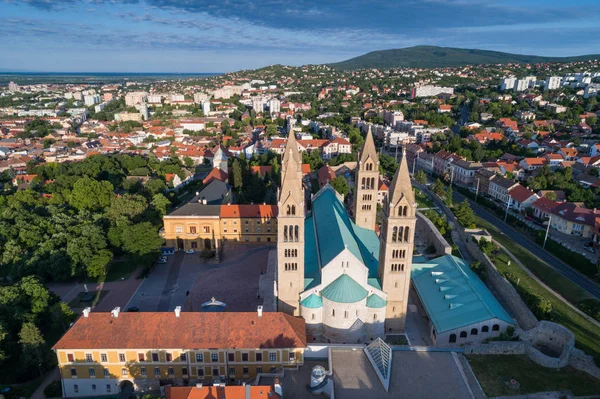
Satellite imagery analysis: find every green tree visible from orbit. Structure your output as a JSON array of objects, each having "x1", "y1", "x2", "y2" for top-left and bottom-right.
[
  {"x1": 183, "y1": 156, "x2": 194, "y2": 168},
  {"x1": 145, "y1": 178, "x2": 167, "y2": 196},
  {"x1": 105, "y1": 194, "x2": 147, "y2": 221},
  {"x1": 414, "y1": 170, "x2": 427, "y2": 185},
  {"x1": 151, "y1": 193, "x2": 171, "y2": 217},
  {"x1": 19, "y1": 322, "x2": 46, "y2": 371},
  {"x1": 232, "y1": 160, "x2": 243, "y2": 189},
  {"x1": 121, "y1": 222, "x2": 162, "y2": 257},
  {"x1": 454, "y1": 200, "x2": 476, "y2": 228},
  {"x1": 330, "y1": 176, "x2": 350, "y2": 197},
  {"x1": 69, "y1": 177, "x2": 114, "y2": 211},
  {"x1": 432, "y1": 179, "x2": 445, "y2": 196}
]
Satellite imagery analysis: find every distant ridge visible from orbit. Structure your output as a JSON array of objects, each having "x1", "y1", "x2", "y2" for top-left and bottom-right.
[{"x1": 328, "y1": 46, "x2": 600, "y2": 70}]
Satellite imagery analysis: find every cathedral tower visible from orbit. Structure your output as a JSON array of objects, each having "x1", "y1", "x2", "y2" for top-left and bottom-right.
[
  {"x1": 354, "y1": 125, "x2": 379, "y2": 230},
  {"x1": 277, "y1": 131, "x2": 305, "y2": 315},
  {"x1": 378, "y1": 146, "x2": 416, "y2": 332}
]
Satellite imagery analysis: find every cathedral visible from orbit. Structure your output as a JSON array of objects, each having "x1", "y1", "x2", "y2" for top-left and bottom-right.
[{"x1": 276, "y1": 127, "x2": 416, "y2": 343}]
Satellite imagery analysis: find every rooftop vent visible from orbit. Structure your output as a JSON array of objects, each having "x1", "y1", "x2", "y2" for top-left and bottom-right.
[
  {"x1": 257, "y1": 305, "x2": 263, "y2": 318},
  {"x1": 82, "y1": 307, "x2": 91, "y2": 318},
  {"x1": 449, "y1": 303, "x2": 463, "y2": 310},
  {"x1": 174, "y1": 306, "x2": 181, "y2": 318},
  {"x1": 111, "y1": 307, "x2": 121, "y2": 318}
]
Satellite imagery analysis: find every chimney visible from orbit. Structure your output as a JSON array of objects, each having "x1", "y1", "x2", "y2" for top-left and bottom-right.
[
  {"x1": 195, "y1": 383, "x2": 203, "y2": 389},
  {"x1": 257, "y1": 305, "x2": 263, "y2": 318},
  {"x1": 202, "y1": 199, "x2": 207, "y2": 205},
  {"x1": 111, "y1": 307, "x2": 120, "y2": 318},
  {"x1": 174, "y1": 306, "x2": 181, "y2": 318},
  {"x1": 82, "y1": 307, "x2": 91, "y2": 318},
  {"x1": 195, "y1": 191, "x2": 199, "y2": 196},
  {"x1": 274, "y1": 378, "x2": 282, "y2": 397}
]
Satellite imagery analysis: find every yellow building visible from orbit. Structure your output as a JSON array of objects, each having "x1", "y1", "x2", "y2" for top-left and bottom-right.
[
  {"x1": 53, "y1": 308, "x2": 306, "y2": 398},
  {"x1": 163, "y1": 204, "x2": 277, "y2": 251}
]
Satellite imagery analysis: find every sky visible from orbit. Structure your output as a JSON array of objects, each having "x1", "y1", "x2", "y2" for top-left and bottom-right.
[{"x1": 1, "y1": 0, "x2": 599, "y2": 73}]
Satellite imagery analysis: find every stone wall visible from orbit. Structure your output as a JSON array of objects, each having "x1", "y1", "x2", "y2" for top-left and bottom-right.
[
  {"x1": 463, "y1": 341, "x2": 526, "y2": 355},
  {"x1": 465, "y1": 239, "x2": 539, "y2": 331},
  {"x1": 415, "y1": 212, "x2": 452, "y2": 256},
  {"x1": 521, "y1": 321, "x2": 573, "y2": 368},
  {"x1": 569, "y1": 348, "x2": 600, "y2": 379}
]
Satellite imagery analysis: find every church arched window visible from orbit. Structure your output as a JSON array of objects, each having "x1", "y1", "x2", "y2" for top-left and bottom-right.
[
  {"x1": 283, "y1": 226, "x2": 288, "y2": 242},
  {"x1": 291, "y1": 205, "x2": 296, "y2": 215},
  {"x1": 403, "y1": 206, "x2": 408, "y2": 216},
  {"x1": 398, "y1": 226, "x2": 404, "y2": 242},
  {"x1": 361, "y1": 177, "x2": 366, "y2": 189},
  {"x1": 392, "y1": 227, "x2": 398, "y2": 242},
  {"x1": 294, "y1": 225, "x2": 299, "y2": 242},
  {"x1": 404, "y1": 227, "x2": 409, "y2": 242},
  {"x1": 286, "y1": 205, "x2": 291, "y2": 215}
]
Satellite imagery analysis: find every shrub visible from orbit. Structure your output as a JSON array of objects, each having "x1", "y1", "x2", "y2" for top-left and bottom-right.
[
  {"x1": 470, "y1": 260, "x2": 487, "y2": 281},
  {"x1": 576, "y1": 299, "x2": 600, "y2": 322},
  {"x1": 44, "y1": 380, "x2": 62, "y2": 398}
]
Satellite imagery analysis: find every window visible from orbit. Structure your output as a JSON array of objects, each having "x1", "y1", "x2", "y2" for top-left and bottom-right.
[
  {"x1": 211, "y1": 353, "x2": 218, "y2": 362},
  {"x1": 289, "y1": 352, "x2": 295, "y2": 361},
  {"x1": 152, "y1": 353, "x2": 159, "y2": 362},
  {"x1": 373, "y1": 314, "x2": 377, "y2": 320},
  {"x1": 154, "y1": 368, "x2": 160, "y2": 377},
  {"x1": 460, "y1": 331, "x2": 467, "y2": 338},
  {"x1": 138, "y1": 353, "x2": 145, "y2": 362},
  {"x1": 71, "y1": 368, "x2": 77, "y2": 377},
  {"x1": 228, "y1": 353, "x2": 234, "y2": 362},
  {"x1": 73, "y1": 385, "x2": 78, "y2": 393},
  {"x1": 492, "y1": 324, "x2": 500, "y2": 331},
  {"x1": 245, "y1": 220, "x2": 249, "y2": 225},
  {"x1": 175, "y1": 226, "x2": 183, "y2": 233},
  {"x1": 196, "y1": 353, "x2": 203, "y2": 362},
  {"x1": 269, "y1": 353, "x2": 276, "y2": 362},
  {"x1": 311, "y1": 314, "x2": 315, "y2": 320},
  {"x1": 100, "y1": 353, "x2": 107, "y2": 362},
  {"x1": 256, "y1": 353, "x2": 262, "y2": 362},
  {"x1": 67, "y1": 354, "x2": 74, "y2": 362},
  {"x1": 449, "y1": 334, "x2": 457, "y2": 343},
  {"x1": 212, "y1": 369, "x2": 219, "y2": 377},
  {"x1": 245, "y1": 228, "x2": 249, "y2": 233},
  {"x1": 332, "y1": 309, "x2": 335, "y2": 317},
  {"x1": 482, "y1": 326, "x2": 489, "y2": 333},
  {"x1": 119, "y1": 353, "x2": 126, "y2": 362},
  {"x1": 269, "y1": 367, "x2": 276, "y2": 373},
  {"x1": 141, "y1": 367, "x2": 147, "y2": 377},
  {"x1": 182, "y1": 368, "x2": 188, "y2": 376},
  {"x1": 106, "y1": 385, "x2": 111, "y2": 393},
  {"x1": 92, "y1": 384, "x2": 96, "y2": 392},
  {"x1": 104, "y1": 368, "x2": 109, "y2": 377},
  {"x1": 242, "y1": 367, "x2": 249, "y2": 377},
  {"x1": 189, "y1": 226, "x2": 197, "y2": 234},
  {"x1": 242, "y1": 353, "x2": 249, "y2": 362},
  {"x1": 168, "y1": 368, "x2": 174, "y2": 377},
  {"x1": 180, "y1": 353, "x2": 187, "y2": 362},
  {"x1": 86, "y1": 353, "x2": 93, "y2": 362},
  {"x1": 471, "y1": 328, "x2": 478, "y2": 335},
  {"x1": 229, "y1": 368, "x2": 236, "y2": 377},
  {"x1": 121, "y1": 368, "x2": 127, "y2": 376},
  {"x1": 203, "y1": 226, "x2": 210, "y2": 233},
  {"x1": 257, "y1": 367, "x2": 263, "y2": 374},
  {"x1": 344, "y1": 311, "x2": 348, "y2": 319},
  {"x1": 89, "y1": 368, "x2": 96, "y2": 377},
  {"x1": 166, "y1": 353, "x2": 172, "y2": 362},
  {"x1": 191, "y1": 241, "x2": 197, "y2": 249},
  {"x1": 197, "y1": 368, "x2": 204, "y2": 377}
]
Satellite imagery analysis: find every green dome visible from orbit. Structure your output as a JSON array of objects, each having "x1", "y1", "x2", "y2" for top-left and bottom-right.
[
  {"x1": 300, "y1": 294, "x2": 323, "y2": 309},
  {"x1": 321, "y1": 274, "x2": 368, "y2": 304},
  {"x1": 366, "y1": 294, "x2": 387, "y2": 308}
]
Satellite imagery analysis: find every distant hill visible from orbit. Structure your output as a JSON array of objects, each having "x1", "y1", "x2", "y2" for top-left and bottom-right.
[{"x1": 328, "y1": 46, "x2": 600, "y2": 70}]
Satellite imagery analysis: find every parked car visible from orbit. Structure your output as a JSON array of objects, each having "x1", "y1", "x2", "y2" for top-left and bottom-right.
[
  {"x1": 185, "y1": 249, "x2": 195, "y2": 254},
  {"x1": 157, "y1": 258, "x2": 168, "y2": 264},
  {"x1": 584, "y1": 246, "x2": 596, "y2": 253}
]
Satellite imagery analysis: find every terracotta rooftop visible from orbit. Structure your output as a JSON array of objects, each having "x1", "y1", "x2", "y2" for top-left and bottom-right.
[
  {"x1": 166, "y1": 385, "x2": 280, "y2": 399},
  {"x1": 53, "y1": 312, "x2": 306, "y2": 350},
  {"x1": 220, "y1": 204, "x2": 278, "y2": 219}
]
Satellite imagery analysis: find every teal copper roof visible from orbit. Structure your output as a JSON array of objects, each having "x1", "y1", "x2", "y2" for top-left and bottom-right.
[
  {"x1": 366, "y1": 294, "x2": 387, "y2": 308},
  {"x1": 304, "y1": 186, "x2": 380, "y2": 285},
  {"x1": 300, "y1": 294, "x2": 323, "y2": 308},
  {"x1": 320, "y1": 274, "x2": 368, "y2": 303},
  {"x1": 411, "y1": 255, "x2": 515, "y2": 333}
]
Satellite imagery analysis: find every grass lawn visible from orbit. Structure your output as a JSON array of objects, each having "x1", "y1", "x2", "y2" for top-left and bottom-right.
[
  {"x1": 68, "y1": 290, "x2": 108, "y2": 309},
  {"x1": 102, "y1": 259, "x2": 137, "y2": 282},
  {"x1": 467, "y1": 355, "x2": 600, "y2": 397},
  {"x1": 415, "y1": 188, "x2": 435, "y2": 209}
]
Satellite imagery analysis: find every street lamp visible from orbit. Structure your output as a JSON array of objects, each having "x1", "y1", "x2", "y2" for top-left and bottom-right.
[{"x1": 543, "y1": 215, "x2": 552, "y2": 249}]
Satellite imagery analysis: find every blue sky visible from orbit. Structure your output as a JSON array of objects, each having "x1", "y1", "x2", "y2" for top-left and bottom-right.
[{"x1": 1, "y1": 0, "x2": 599, "y2": 72}]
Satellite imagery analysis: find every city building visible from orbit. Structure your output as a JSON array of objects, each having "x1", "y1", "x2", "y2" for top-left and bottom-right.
[
  {"x1": 201, "y1": 101, "x2": 210, "y2": 116},
  {"x1": 545, "y1": 76, "x2": 562, "y2": 91},
  {"x1": 166, "y1": 384, "x2": 281, "y2": 399},
  {"x1": 411, "y1": 255, "x2": 515, "y2": 346},
  {"x1": 500, "y1": 77, "x2": 516, "y2": 91},
  {"x1": 8, "y1": 81, "x2": 19, "y2": 91},
  {"x1": 268, "y1": 98, "x2": 281, "y2": 114},
  {"x1": 411, "y1": 86, "x2": 454, "y2": 98},
  {"x1": 83, "y1": 95, "x2": 101, "y2": 106},
  {"x1": 276, "y1": 129, "x2": 416, "y2": 342},
  {"x1": 53, "y1": 309, "x2": 305, "y2": 398},
  {"x1": 125, "y1": 92, "x2": 148, "y2": 106},
  {"x1": 193, "y1": 92, "x2": 210, "y2": 103}
]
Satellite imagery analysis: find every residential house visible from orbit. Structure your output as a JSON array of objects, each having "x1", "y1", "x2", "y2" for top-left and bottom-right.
[
  {"x1": 451, "y1": 159, "x2": 482, "y2": 187},
  {"x1": 165, "y1": 385, "x2": 281, "y2": 399},
  {"x1": 508, "y1": 184, "x2": 539, "y2": 211},
  {"x1": 377, "y1": 178, "x2": 389, "y2": 205},
  {"x1": 474, "y1": 168, "x2": 496, "y2": 197},
  {"x1": 558, "y1": 147, "x2": 578, "y2": 161},
  {"x1": 519, "y1": 158, "x2": 547, "y2": 171},
  {"x1": 533, "y1": 200, "x2": 597, "y2": 237},
  {"x1": 488, "y1": 175, "x2": 519, "y2": 205},
  {"x1": 543, "y1": 153, "x2": 564, "y2": 168}
]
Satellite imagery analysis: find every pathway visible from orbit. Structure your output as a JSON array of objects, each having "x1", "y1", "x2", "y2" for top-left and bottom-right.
[{"x1": 29, "y1": 368, "x2": 59, "y2": 399}]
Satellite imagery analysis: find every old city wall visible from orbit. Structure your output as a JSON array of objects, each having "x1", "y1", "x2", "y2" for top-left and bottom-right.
[{"x1": 416, "y1": 212, "x2": 452, "y2": 256}]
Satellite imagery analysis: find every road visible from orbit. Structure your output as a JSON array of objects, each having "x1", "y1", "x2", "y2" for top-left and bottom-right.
[{"x1": 451, "y1": 189, "x2": 600, "y2": 299}]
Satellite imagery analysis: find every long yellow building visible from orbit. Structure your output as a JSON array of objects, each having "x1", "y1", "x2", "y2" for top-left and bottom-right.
[
  {"x1": 53, "y1": 308, "x2": 306, "y2": 398},
  {"x1": 163, "y1": 203, "x2": 278, "y2": 251}
]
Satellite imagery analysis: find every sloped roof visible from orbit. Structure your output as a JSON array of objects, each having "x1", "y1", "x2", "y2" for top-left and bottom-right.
[
  {"x1": 366, "y1": 294, "x2": 387, "y2": 308},
  {"x1": 411, "y1": 255, "x2": 514, "y2": 333},
  {"x1": 300, "y1": 294, "x2": 323, "y2": 309},
  {"x1": 166, "y1": 385, "x2": 279, "y2": 399},
  {"x1": 202, "y1": 167, "x2": 228, "y2": 185},
  {"x1": 53, "y1": 312, "x2": 306, "y2": 350},
  {"x1": 220, "y1": 204, "x2": 277, "y2": 218},
  {"x1": 321, "y1": 274, "x2": 368, "y2": 304}
]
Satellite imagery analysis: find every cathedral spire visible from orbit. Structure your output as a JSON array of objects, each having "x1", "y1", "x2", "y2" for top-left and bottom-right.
[
  {"x1": 388, "y1": 145, "x2": 415, "y2": 208},
  {"x1": 282, "y1": 129, "x2": 302, "y2": 175},
  {"x1": 360, "y1": 125, "x2": 378, "y2": 164}
]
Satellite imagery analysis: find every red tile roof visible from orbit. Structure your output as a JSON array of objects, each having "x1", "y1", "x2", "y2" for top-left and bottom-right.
[
  {"x1": 509, "y1": 184, "x2": 537, "y2": 203},
  {"x1": 220, "y1": 204, "x2": 278, "y2": 218},
  {"x1": 53, "y1": 312, "x2": 306, "y2": 350},
  {"x1": 203, "y1": 168, "x2": 229, "y2": 185},
  {"x1": 166, "y1": 386, "x2": 280, "y2": 399},
  {"x1": 250, "y1": 166, "x2": 273, "y2": 176}
]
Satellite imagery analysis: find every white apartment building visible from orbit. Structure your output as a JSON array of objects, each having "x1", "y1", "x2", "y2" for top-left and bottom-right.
[
  {"x1": 201, "y1": 101, "x2": 210, "y2": 115},
  {"x1": 268, "y1": 98, "x2": 281, "y2": 114},
  {"x1": 147, "y1": 95, "x2": 162, "y2": 104},
  {"x1": 8, "y1": 82, "x2": 19, "y2": 92},
  {"x1": 500, "y1": 77, "x2": 516, "y2": 91},
  {"x1": 193, "y1": 92, "x2": 209, "y2": 103},
  {"x1": 252, "y1": 97, "x2": 265, "y2": 113},
  {"x1": 169, "y1": 94, "x2": 185, "y2": 102},
  {"x1": 383, "y1": 110, "x2": 404, "y2": 126},
  {"x1": 545, "y1": 76, "x2": 562, "y2": 91},
  {"x1": 412, "y1": 85, "x2": 454, "y2": 98},
  {"x1": 84, "y1": 95, "x2": 101, "y2": 106},
  {"x1": 514, "y1": 79, "x2": 529, "y2": 92},
  {"x1": 125, "y1": 92, "x2": 148, "y2": 107}
]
